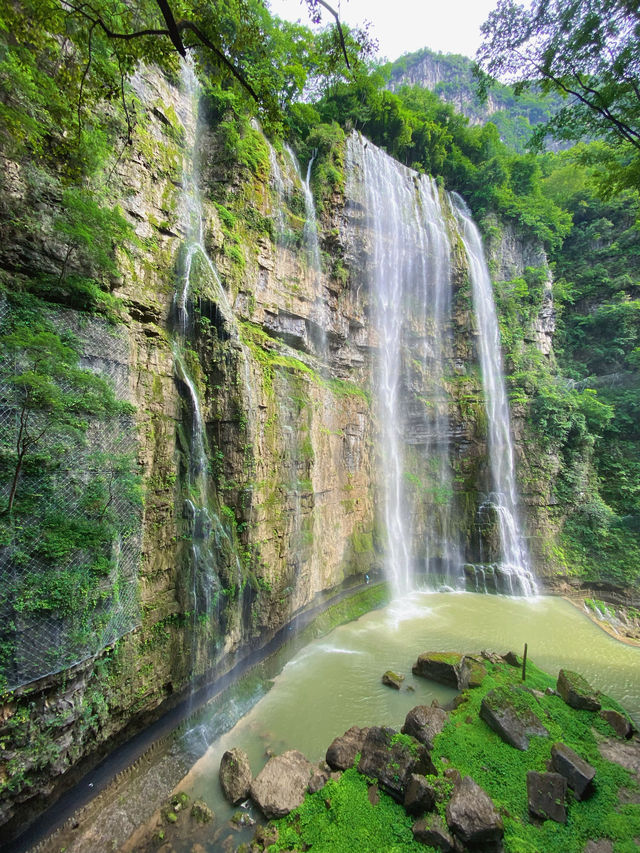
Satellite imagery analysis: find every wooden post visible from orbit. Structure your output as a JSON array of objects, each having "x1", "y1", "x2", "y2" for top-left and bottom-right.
[{"x1": 522, "y1": 643, "x2": 528, "y2": 681}]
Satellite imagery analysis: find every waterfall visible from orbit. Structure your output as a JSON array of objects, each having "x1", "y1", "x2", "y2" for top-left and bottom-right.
[
  {"x1": 452, "y1": 195, "x2": 537, "y2": 597},
  {"x1": 346, "y1": 134, "x2": 461, "y2": 596},
  {"x1": 172, "y1": 61, "x2": 254, "y2": 678},
  {"x1": 346, "y1": 133, "x2": 535, "y2": 598},
  {"x1": 285, "y1": 146, "x2": 329, "y2": 365}
]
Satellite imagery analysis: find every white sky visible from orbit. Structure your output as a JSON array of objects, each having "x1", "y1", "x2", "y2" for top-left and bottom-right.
[{"x1": 267, "y1": 0, "x2": 500, "y2": 62}]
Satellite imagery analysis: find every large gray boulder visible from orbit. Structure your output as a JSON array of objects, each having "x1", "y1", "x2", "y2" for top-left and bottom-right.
[
  {"x1": 551, "y1": 742, "x2": 596, "y2": 800},
  {"x1": 250, "y1": 750, "x2": 314, "y2": 819},
  {"x1": 358, "y1": 726, "x2": 436, "y2": 802},
  {"x1": 402, "y1": 704, "x2": 449, "y2": 749},
  {"x1": 557, "y1": 669, "x2": 601, "y2": 711},
  {"x1": 219, "y1": 747, "x2": 252, "y2": 805},
  {"x1": 326, "y1": 726, "x2": 370, "y2": 771},
  {"x1": 445, "y1": 776, "x2": 504, "y2": 848},
  {"x1": 526, "y1": 771, "x2": 567, "y2": 823},
  {"x1": 480, "y1": 686, "x2": 548, "y2": 750},
  {"x1": 403, "y1": 773, "x2": 437, "y2": 816},
  {"x1": 412, "y1": 813, "x2": 454, "y2": 851},
  {"x1": 599, "y1": 708, "x2": 634, "y2": 739},
  {"x1": 412, "y1": 652, "x2": 464, "y2": 687}
]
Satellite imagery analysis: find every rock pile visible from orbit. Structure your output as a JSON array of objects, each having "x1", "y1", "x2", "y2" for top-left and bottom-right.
[{"x1": 215, "y1": 651, "x2": 637, "y2": 852}]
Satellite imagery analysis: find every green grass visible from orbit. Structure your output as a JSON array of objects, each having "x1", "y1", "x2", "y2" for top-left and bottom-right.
[
  {"x1": 269, "y1": 768, "x2": 427, "y2": 852},
  {"x1": 431, "y1": 661, "x2": 640, "y2": 853}
]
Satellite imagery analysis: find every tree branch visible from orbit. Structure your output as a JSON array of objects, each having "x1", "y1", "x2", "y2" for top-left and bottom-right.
[
  {"x1": 514, "y1": 48, "x2": 640, "y2": 151},
  {"x1": 60, "y1": 0, "x2": 260, "y2": 103},
  {"x1": 154, "y1": 0, "x2": 186, "y2": 56},
  {"x1": 313, "y1": 0, "x2": 351, "y2": 70},
  {"x1": 178, "y1": 21, "x2": 259, "y2": 101}
]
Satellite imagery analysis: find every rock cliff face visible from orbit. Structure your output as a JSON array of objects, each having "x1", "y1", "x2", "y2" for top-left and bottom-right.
[{"x1": 0, "y1": 67, "x2": 556, "y2": 835}]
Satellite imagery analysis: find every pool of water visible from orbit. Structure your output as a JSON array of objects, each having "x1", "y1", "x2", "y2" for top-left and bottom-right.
[
  {"x1": 140, "y1": 592, "x2": 637, "y2": 852},
  {"x1": 64, "y1": 592, "x2": 640, "y2": 853}
]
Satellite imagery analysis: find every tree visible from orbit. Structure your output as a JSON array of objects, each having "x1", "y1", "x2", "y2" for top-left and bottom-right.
[
  {"x1": 1, "y1": 320, "x2": 126, "y2": 515},
  {"x1": 477, "y1": 0, "x2": 640, "y2": 154}
]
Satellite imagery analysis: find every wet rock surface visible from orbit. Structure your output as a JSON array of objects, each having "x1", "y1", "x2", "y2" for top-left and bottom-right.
[
  {"x1": 557, "y1": 669, "x2": 601, "y2": 711},
  {"x1": 412, "y1": 652, "x2": 464, "y2": 687},
  {"x1": 445, "y1": 775, "x2": 504, "y2": 848},
  {"x1": 357, "y1": 726, "x2": 435, "y2": 802},
  {"x1": 551, "y1": 742, "x2": 596, "y2": 800},
  {"x1": 402, "y1": 704, "x2": 449, "y2": 749},
  {"x1": 382, "y1": 670, "x2": 405, "y2": 689},
  {"x1": 403, "y1": 773, "x2": 437, "y2": 816},
  {"x1": 599, "y1": 708, "x2": 634, "y2": 739},
  {"x1": 412, "y1": 813, "x2": 454, "y2": 851},
  {"x1": 219, "y1": 748, "x2": 252, "y2": 805},
  {"x1": 250, "y1": 750, "x2": 314, "y2": 819},
  {"x1": 326, "y1": 726, "x2": 370, "y2": 771},
  {"x1": 480, "y1": 686, "x2": 549, "y2": 750}
]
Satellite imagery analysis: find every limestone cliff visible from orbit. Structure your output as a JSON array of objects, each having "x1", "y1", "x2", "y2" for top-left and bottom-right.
[{"x1": 0, "y1": 65, "x2": 558, "y2": 837}]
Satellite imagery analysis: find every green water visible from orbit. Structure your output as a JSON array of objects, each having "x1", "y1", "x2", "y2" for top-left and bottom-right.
[{"x1": 168, "y1": 592, "x2": 639, "y2": 850}]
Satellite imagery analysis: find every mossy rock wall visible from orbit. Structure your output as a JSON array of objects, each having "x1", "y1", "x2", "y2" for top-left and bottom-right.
[{"x1": 0, "y1": 70, "x2": 567, "y2": 837}]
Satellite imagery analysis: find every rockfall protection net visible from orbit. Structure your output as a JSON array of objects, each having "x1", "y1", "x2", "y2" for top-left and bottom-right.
[{"x1": 0, "y1": 300, "x2": 142, "y2": 691}]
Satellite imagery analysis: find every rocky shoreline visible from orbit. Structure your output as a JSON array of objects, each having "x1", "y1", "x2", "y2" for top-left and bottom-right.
[{"x1": 130, "y1": 649, "x2": 640, "y2": 852}]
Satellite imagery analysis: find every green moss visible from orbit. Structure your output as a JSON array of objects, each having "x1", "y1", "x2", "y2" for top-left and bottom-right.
[
  {"x1": 431, "y1": 661, "x2": 640, "y2": 853},
  {"x1": 239, "y1": 322, "x2": 371, "y2": 413},
  {"x1": 295, "y1": 583, "x2": 388, "y2": 646},
  {"x1": 268, "y1": 658, "x2": 640, "y2": 853},
  {"x1": 270, "y1": 768, "x2": 424, "y2": 852},
  {"x1": 351, "y1": 531, "x2": 374, "y2": 554}
]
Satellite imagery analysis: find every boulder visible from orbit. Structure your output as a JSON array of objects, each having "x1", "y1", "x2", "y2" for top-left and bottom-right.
[
  {"x1": 551, "y1": 742, "x2": 596, "y2": 800},
  {"x1": 480, "y1": 687, "x2": 549, "y2": 750},
  {"x1": 446, "y1": 775, "x2": 504, "y2": 848},
  {"x1": 526, "y1": 771, "x2": 567, "y2": 823},
  {"x1": 412, "y1": 814, "x2": 454, "y2": 851},
  {"x1": 502, "y1": 651, "x2": 520, "y2": 667},
  {"x1": 557, "y1": 669, "x2": 601, "y2": 712},
  {"x1": 326, "y1": 726, "x2": 370, "y2": 771},
  {"x1": 358, "y1": 726, "x2": 436, "y2": 802},
  {"x1": 458, "y1": 656, "x2": 488, "y2": 689},
  {"x1": 412, "y1": 652, "x2": 464, "y2": 687},
  {"x1": 190, "y1": 799, "x2": 213, "y2": 824},
  {"x1": 382, "y1": 670, "x2": 405, "y2": 690},
  {"x1": 584, "y1": 841, "x2": 614, "y2": 853},
  {"x1": 599, "y1": 708, "x2": 634, "y2": 739},
  {"x1": 308, "y1": 768, "x2": 330, "y2": 794},
  {"x1": 250, "y1": 750, "x2": 314, "y2": 819},
  {"x1": 219, "y1": 748, "x2": 252, "y2": 805},
  {"x1": 402, "y1": 704, "x2": 449, "y2": 749},
  {"x1": 403, "y1": 773, "x2": 437, "y2": 816}
]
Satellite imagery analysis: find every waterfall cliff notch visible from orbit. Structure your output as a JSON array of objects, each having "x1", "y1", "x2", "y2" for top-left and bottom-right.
[{"x1": 346, "y1": 133, "x2": 536, "y2": 596}]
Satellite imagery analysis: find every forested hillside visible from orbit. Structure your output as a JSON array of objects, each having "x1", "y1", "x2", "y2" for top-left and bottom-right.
[{"x1": 385, "y1": 46, "x2": 561, "y2": 152}]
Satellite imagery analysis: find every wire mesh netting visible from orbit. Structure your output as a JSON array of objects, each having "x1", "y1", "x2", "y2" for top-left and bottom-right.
[{"x1": 0, "y1": 299, "x2": 142, "y2": 691}]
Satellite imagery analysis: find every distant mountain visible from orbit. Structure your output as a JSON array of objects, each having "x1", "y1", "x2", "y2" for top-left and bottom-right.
[{"x1": 385, "y1": 48, "x2": 561, "y2": 153}]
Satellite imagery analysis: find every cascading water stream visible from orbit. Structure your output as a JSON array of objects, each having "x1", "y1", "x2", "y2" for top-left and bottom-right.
[
  {"x1": 452, "y1": 195, "x2": 537, "y2": 596},
  {"x1": 415, "y1": 176, "x2": 462, "y2": 585},
  {"x1": 346, "y1": 134, "x2": 462, "y2": 596},
  {"x1": 347, "y1": 133, "x2": 535, "y2": 598},
  {"x1": 172, "y1": 61, "x2": 252, "y2": 684},
  {"x1": 285, "y1": 146, "x2": 329, "y2": 364}
]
